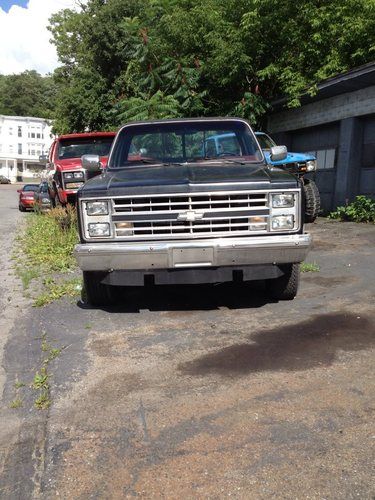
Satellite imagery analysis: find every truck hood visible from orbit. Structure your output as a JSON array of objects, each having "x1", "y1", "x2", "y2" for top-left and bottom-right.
[
  {"x1": 263, "y1": 151, "x2": 315, "y2": 166},
  {"x1": 55, "y1": 157, "x2": 109, "y2": 170},
  {"x1": 78, "y1": 162, "x2": 299, "y2": 198}
]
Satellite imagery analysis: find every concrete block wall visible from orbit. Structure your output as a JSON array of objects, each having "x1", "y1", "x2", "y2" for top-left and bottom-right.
[{"x1": 268, "y1": 86, "x2": 375, "y2": 134}]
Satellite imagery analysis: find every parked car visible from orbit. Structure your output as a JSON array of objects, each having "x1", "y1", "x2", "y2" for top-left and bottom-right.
[
  {"x1": 33, "y1": 181, "x2": 52, "y2": 213},
  {"x1": 18, "y1": 184, "x2": 39, "y2": 211},
  {"x1": 255, "y1": 132, "x2": 321, "y2": 222},
  {"x1": 0, "y1": 175, "x2": 11, "y2": 184},
  {"x1": 43, "y1": 132, "x2": 116, "y2": 207},
  {"x1": 74, "y1": 118, "x2": 311, "y2": 306}
]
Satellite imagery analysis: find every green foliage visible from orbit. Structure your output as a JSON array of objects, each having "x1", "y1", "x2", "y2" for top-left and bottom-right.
[
  {"x1": 34, "y1": 391, "x2": 50, "y2": 410},
  {"x1": 22, "y1": 207, "x2": 78, "y2": 273},
  {"x1": 32, "y1": 367, "x2": 49, "y2": 390},
  {"x1": 328, "y1": 196, "x2": 375, "y2": 223},
  {"x1": 34, "y1": 277, "x2": 82, "y2": 307},
  {"x1": 15, "y1": 207, "x2": 80, "y2": 307},
  {"x1": 0, "y1": 70, "x2": 57, "y2": 118},
  {"x1": 301, "y1": 262, "x2": 320, "y2": 273},
  {"x1": 48, "y1": 0, "x2": 375, "y2": 133},
  {"x1": 115, "y1": 90, "x2": 181, "y2": 122},
  {"x1": 10, "y1": 398, "x2": 23, "y2": 409}
]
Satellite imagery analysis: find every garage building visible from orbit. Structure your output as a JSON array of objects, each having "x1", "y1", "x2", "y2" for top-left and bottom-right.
[{"x1": 267, "y1": 62, "x2": 375, "y2": 211}]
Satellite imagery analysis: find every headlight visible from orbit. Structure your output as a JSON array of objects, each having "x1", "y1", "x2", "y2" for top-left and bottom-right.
[
  {"x1": 271, "y1": 215, "x2": 294, "y2": 230},
  {"x1": 306, "y1": 160, "x2": 316, "y2": 172},
  {"x1": 64, "y1": 172, "x2": 73, "y2": 180},
  {"x1": 74, "y1": 171, "x2": 84, "y2": 179},
  {"x1": 86, "y1": 201, "x2": 109, "y2": 216},
  {"x1": 42, "y1": 197, "x2": 50, "y2": 203},
  {"x1": 88, "y1": 222, "x2": 110, "y2": 237},
  {"x1": 271, "y1": 193, "x2": 295, "y2": 208}
]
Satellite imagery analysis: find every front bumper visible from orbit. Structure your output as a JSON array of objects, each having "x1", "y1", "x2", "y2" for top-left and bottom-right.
[{"x1": 74, "y1": 233, "x2": 311, "y2": 272}]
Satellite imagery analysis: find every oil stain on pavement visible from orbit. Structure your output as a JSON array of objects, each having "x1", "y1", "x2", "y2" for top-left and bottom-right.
[{"x1": 179, "y1": 313, "x2": 375, "y2": 376}]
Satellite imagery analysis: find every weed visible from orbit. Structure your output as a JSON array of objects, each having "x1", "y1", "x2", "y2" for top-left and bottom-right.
[
  {"x1": 19, "y1": 207, "x2": 78, "y2": 274},
  {"x1": 41, "y1": 339, "x2": 50, "y2": 352},
  {"x1": 84, "y1": 324, "x2": 92, "y2": 330},
  {"x1": 301, "y1": 262, "x2": 320, "y2": 273},
  {"x1": 48, "y1": 348, "x2": 61, "y2": 361},
  {"x1": 32, "y1": 367, "x2": 49, "y2": 390},
  {"x1": 34, "y1": 391, "x2": 50, "y2": 410},
  {"x1": 17, "y1": 267, "x2": 39, "y2": 290},
  {"x1": 14, "y1": 381, "x2": 26, "y2": 389},
  {"x1": 34, "y1": 277, "x2": 82, "y2": 307},
  {"x1": 328, "y1": 195, "x2": 375, "y2": 223},
  {"x1": 10, "y1": 398, "x2": 23, "y2": 409}
]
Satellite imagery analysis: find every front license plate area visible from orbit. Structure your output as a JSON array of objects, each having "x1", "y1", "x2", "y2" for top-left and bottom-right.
[{"x1": 172, "y1": 247, "x2": 214, "y2": 267}]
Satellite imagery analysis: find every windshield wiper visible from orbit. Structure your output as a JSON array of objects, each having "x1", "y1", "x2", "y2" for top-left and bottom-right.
[{"x1": 201, "y1": 156, "x2": 247, "y2": 165}]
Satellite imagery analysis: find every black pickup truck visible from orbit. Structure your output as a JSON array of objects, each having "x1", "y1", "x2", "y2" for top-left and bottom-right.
[{"x1": 74, "y1": 118, "x2": 311, "y2": 306}]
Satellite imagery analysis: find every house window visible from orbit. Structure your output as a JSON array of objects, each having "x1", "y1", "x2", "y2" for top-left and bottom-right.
[
  {"x1": 9, "y1": 127, "x2": 13, "y2": 135},
  {"x1": 31, "y1": 132, "x2": 35, "y2": 139},
  {"x1": 9, "y1": 145, "x2": 13, "y2": 153},
  {"x1": 18, "y1": 126, "x2": 22, "y2": 137},
  {"x1": 31, "y1": 149, "x2": 35, "y2": 156},
  {"x1": 18, "y1": 144, "x2": 22, "y2": 154}
]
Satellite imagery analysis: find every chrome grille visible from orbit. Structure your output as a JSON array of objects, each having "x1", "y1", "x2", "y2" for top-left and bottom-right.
[{"x1": 112, "y1": 191, "x2": 269, "y2": 240}]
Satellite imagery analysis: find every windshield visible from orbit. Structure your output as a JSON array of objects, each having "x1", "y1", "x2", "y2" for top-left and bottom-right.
[
  {"x1": 23, "y1": 184, "x2": 38, "y2": 192},
  {"x1": 110, "y1": 121, "x2": 263, "y2": 168},
  {"x1": 256, "y1": 133, "x2": 276, "y2": 150},
  {"x1": 58, "y1": 137, "x2": 114, "y2": 160}
]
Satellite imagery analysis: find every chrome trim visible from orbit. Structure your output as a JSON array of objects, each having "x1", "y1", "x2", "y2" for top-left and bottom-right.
[
  {"x1": 74, "y1": 233, "x2": 312, "y2": 271},
  {"x1": 79, "y1": 188, "x2": 301, "y2": 242}
]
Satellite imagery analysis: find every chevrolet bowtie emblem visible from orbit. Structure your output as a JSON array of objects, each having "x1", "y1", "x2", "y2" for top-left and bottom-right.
[{"x1": 177, "y1": 209, "x2": 205, "y2": 222}]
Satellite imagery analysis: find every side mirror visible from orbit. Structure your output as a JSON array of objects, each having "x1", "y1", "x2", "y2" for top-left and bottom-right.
[
  {"x1": 270, "y1": 145, "x2": 287, "y2": 162},
  {"x1": 81, "y1": 154, "x2": 102, "y2": 172}
]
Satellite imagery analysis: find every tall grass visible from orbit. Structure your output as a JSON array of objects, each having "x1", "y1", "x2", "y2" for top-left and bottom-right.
[
  {"x1": 22, "y1": 206, "x2": 78, "y2": 273},
  {"x1": 15, "y1": 206, "x2": 81, "y2": 306}
]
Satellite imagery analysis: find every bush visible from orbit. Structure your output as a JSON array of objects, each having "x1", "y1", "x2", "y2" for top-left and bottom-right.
[{"x1": 328, "y1": 196, "x2": 375, "y2": 223}]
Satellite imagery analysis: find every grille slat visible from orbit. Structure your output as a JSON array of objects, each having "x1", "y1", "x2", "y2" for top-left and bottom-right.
[{"x1": 113, "y1": 191, "x2": 269, "y2": 239}]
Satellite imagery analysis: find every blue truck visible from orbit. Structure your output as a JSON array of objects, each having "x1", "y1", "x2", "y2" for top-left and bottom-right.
[{"x1": 203, "y1": 131, "x2": 320, "y2": 222}]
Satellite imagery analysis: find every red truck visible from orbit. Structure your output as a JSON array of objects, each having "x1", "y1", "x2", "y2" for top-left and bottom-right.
[{"x1": 46, "y1": 132, "x2": 116, "y2": 206}]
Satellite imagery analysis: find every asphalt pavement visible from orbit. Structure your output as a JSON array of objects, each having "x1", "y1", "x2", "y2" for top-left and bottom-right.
[{"x1": 0, "y1": 183, "x2": 374, "y2": 499}]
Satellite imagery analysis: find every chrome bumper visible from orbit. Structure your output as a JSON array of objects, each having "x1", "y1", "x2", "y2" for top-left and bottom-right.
[{"x1": 74, "y1": 234, "x2": 311, "y2": 271}]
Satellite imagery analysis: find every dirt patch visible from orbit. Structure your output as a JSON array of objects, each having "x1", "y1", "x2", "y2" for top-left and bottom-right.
[
  {"x1": 302, "y1": 275, "x2": 357, "y2": 287},
  {"x1": 179, "y1": 312, "x2": 375, "y2": 376},
  {"x1": 312, "y1": 240, "x2": 338, "y2": 251}
]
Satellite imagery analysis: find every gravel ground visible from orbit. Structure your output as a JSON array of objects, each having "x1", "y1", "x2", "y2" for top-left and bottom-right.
[{"x1": 0, "y1": 183, "x2": 374, "y2": 499}]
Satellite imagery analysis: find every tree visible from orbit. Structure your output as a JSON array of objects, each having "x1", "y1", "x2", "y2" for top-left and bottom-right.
[
  {"x1": 0, "y1": 70, "x2": 57, "y2": 118},
  {"x1": 48, "y1": 0, "x2": 375, "y2": 133}
]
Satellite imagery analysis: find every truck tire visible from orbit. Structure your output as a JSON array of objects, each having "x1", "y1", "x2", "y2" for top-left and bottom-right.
[
  {"x1": 83, "y1": 271, "x2": 114, "y2": 306},
  {"x1": 303, "y1": 179, "x2": 320, "y2": 223},
  {"x1": 266, "y1": 263, "x2": 300, "y2": 300}
]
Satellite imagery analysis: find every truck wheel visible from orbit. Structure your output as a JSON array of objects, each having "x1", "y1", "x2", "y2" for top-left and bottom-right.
[
  {"x1": 303, "y1": 179, "x2": 320, "y2": 223},
  {"x1": 19, "y1": 205, "x2": 26, "y2": 212},
  {"x1": 83, "y1": 271, "x2": 114, "y2": 306},
  {"x1": 266, "y1": 264, "x2": 300, "y2": 300}
]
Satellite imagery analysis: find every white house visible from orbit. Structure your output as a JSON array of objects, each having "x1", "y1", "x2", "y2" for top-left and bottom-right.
[{"x1": 0, "y1": 115, "x2": 54, "y2": 182}]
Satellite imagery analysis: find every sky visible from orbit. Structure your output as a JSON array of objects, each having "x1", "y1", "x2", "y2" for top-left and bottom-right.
[{"x1": 0, "y1": 0, "x2": 78, "y2": 75}]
